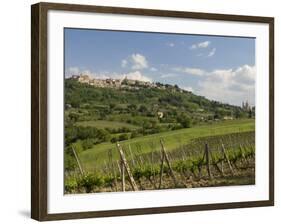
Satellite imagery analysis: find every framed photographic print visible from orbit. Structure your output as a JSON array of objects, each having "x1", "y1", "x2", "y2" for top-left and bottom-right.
[{"x1": 31, "y1": 2, "x2": 274, "y2": 221}]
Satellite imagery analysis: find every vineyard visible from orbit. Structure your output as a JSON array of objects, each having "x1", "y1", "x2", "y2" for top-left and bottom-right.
[{"x1": 65, "y1": 131, "x2": 255, "y2": 194}]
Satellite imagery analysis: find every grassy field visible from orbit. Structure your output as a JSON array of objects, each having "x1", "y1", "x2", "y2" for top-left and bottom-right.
[
  {"x1": 79, "y1": 119, "x2": 255, "y2": 171},
  {"x1": 76, "y1": 120, "x2": 139, "y2": 129}
]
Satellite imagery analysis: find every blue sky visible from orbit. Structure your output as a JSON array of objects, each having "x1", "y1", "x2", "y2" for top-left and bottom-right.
[{"x1": 65, "y1": 28, "x2": 255, "y2": 106}]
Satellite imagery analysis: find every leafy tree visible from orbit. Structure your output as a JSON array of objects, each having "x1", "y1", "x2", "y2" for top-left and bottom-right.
[
  {"x1": 248, "y1": 109, "x2": 253, "y2": 118},
  {"x1": 81, "y1": 138, "x2": 95, "y2": 150},
  {"x1": 109, "y1": 103, "x2": 116, "y2": 110},
  {"x1": 69, "y1": 113, "x2": 79, "y2": 122},
  {"x1": 214, "y1": 110, "x2": 223, "y2": 119},
  {"x1": 128, "y1": 104, "x2": 137, "y2": 112},
  {"x1": 64, "y1": 153, "x2": 76, "y2": 172},
  {"x1": 118, "y1": 133, "x2": 129, "y2": 141},
  {"x1": 234, "y1": 108, "x2": 243, "y2": 118},
  {"x1": 138, "y1": 105, "x2": 148, "y2": 113},
  {"x1": 65, "y1": 126, "x2": 110, "y2": 147},
  {"x1": 131, "y1": 130, "x2": 142, "y2": 138},
  {"x1": 110, "y1": 137, "x2": 118, "y2": 143},
  {"x1": 177, "y1": 114, "x2": 192, "y2": 128}
]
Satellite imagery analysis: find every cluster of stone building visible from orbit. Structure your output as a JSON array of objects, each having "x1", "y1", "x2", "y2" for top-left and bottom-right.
[{"x1": 70, "y1": 74, "x2": 157, "y2": 89}]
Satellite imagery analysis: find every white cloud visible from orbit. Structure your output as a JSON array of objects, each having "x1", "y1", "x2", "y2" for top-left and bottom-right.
[
  {"x1": 82, "y1": 70, "x2": 95, "y2": 77},
  {"x1": 150, "y1": 67, "x2": 158, "y2": 72},
  {"x1": 121, "y1": 59, "x2": 128, "y2": 68},
  {"x1": 182, "y1": 86, "x2": 194, "y2": 92},
  {"x1": 66, "y1": 67, "x2": 152, "y2": 83},
  {"x1": 122, "y1": 71, "x2": 152, "y2": 82},
  {"x1": 198, "y1": 41, "x2": 211, "y2": 48},
  {"x1": 121, "y1": 53, "x2": 148, "y2": 70},
  {"x1": 66, "y1": 67, "x2": 95, "y2": 78},
  {"x1": 190, "y1": 45, "x2": 196, "y2": 50},
  {"x1": 233, "y1": 64, "x2": 255, "y2": 84},
  {"x1": 207, "y1": 48, "x2": 216, "y2": 57},
  {"x1": 66, "y1": 67, "x2": 80, "y2": 77},
  {"x1": 128, "y1": 53, "x2": 148, "y2": 70},
  {"x1": 173, "y1": 67, "x2": 206, "y2": 76},
  {"x1": 197, "y1": 65, "x2": 256, "y2": 106},
  {"x1": 160, "y1": 73, "x2": 178, "y2": 78},
  {"x1": 190, "y1": 41, "x2": 211, "y2": 49},
  {"x1": 167, "y1": 42, "x2": 175, "y2": 47},
  {"x1": 67, "y1": 67, "x2": 121, "y2": 80}
]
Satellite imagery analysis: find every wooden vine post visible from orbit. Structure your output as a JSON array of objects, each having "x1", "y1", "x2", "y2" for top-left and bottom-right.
[
  {"x1": 220, "y1": 152, "x2": 224, "y2": 175},
  {"x1": 158, "y1": 147, "x2": 165, "y2": 189},
  {"x1": 159, "y1": 139, "x2": 178, "y2": 188},
  {"x1": 205, "y1": 143, "x2": 213, "y2": 179},
  {"x1": 71, "y1": 146, "x2": 84, "y2": 175},
  {"x1": 128, "y1": 144, "x2": 136, "y2": 167},
  {"x1": 108, "y1": 149, "x2": 118, "y2": 191},
  {"x1": 121, "y1": 160, "x2": 125, "y2": 191},
  {"x1": 209, "y1": 149, "x2": 224, "y2": 177},
  {"x1": 221, "y1": 143, "x2": 235, "y2": 175},
  {"x1": 116, "y1": 142, "x2": 138, "y2": 191},
  {"x1": 198, "y1": 148, "x2": 206, "y2": 178}
]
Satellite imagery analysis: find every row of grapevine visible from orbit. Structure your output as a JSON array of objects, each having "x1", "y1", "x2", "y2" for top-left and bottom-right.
[{"x1": 65, "y1": 131, "x2": 255, "y2": 193}]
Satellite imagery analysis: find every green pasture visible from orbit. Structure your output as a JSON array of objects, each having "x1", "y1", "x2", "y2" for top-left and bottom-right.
[{"x1": 78, "y1": 119, "x2": 255, "y2": 171}]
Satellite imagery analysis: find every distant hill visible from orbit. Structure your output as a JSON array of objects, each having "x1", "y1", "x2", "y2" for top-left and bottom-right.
[{"x1": 65, "y1": 77, "x2": 250, "y2": 124}]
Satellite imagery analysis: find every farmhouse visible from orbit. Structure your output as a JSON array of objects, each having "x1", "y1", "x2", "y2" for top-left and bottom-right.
[
  {"x1": 223, "y1": 116, "x2": 234, "y2": 120},
  {"x1": 157, "y1": 111, "x2": 164, "y2": 118}
]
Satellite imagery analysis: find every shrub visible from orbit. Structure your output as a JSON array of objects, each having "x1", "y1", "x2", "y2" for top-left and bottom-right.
[
  {"x1": 64, "y1": 153, "x2": 77, "y2": 172},
  {"x1": 103, "y1": 175, "x2": 115, "y2": 187},
  {"x1": 131, "y1": 130, "x2": 142, "y2": 139},
  {"x1": 81, "y1": 138, "x2": 95, "y2": 150},
  {"x1": 65, "y1": 126, "x2": 110, "y2": 147},
  {"x1": 133, "y1": 167, "x2": 144, "y2": 180},
  {"x1": 77, "y1": 173, "x2": 104, "y2": 193},
  {"x1": 110, "y1": 137, "x2": 118, "y2": 143},
  {"x1": 65, "y1": 178, "x2": 78, "y2": 193},
  {"x1": 118, "y1": 133, "x2": 129, "y2": 141},
  {"x1": 177, "y1": 114, "x2": 192, "y2": 128}
]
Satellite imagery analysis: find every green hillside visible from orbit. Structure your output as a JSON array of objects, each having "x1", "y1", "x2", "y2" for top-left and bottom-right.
[
  {"x1": 79, "y1": 119, "x2": 254, "y2": 171},
  {"x1": 64, "y1": 78, "x2": 254, "y2": 172}
]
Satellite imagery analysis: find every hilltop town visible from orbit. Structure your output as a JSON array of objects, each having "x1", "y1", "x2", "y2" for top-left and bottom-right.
[{"x1": 69, "y1": 74, "x2": 187, "y2": 92}]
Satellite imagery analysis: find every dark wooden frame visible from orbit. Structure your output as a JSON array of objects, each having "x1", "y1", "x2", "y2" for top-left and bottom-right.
[{"x1": 31, "y1": 2, "x2": 274, "y2": 221}]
